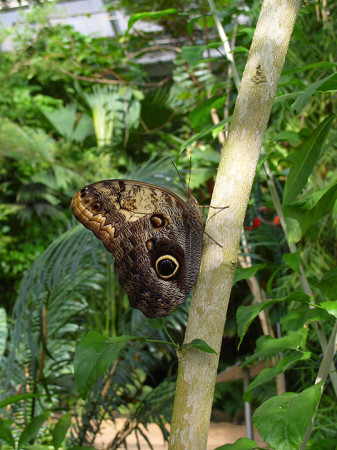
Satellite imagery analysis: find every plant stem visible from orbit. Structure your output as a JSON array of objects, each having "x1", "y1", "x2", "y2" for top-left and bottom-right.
[
  {"x1": 164, "y1": 327, "x2": 177, "y2": 346},
  {"x1": 169, "y1": 1, "x2": 302, "y2": 448},
  {"x1": 143, "y1": 338, "x2": 177, "y2": 348},
  {"x1": 300, "y1": 319, "x2": 337, "y2": 448},
  {"x1": 208, "y1": 0, "x2": 240, "y2": 90}
]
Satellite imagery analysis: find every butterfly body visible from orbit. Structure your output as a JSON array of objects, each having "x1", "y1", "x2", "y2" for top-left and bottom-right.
[{"x1": 71, "y1": 180, "x2": 203, "y2": 318}]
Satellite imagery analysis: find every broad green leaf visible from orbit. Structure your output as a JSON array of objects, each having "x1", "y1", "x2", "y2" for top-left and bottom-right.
[
  {"x1": 0, "y1": 393, "x2": 44, "y2": 409},
  {"x1": 52, "y1": 414, "x2": 71, "y2": 450},
  {"x1": 126, "y1": 9, "x2": 178, "y2": 33},
  {"x1": 181, "y1": 45, "x2": 206, "y2": 67},
  {"x1": 284, "y1": 216, "x2": 302, "y2": 244},
  {"x1": 18, "y1": 412, "x2": 51, "y2": 449},
  {"x1": 316, "y1": 266, "x2": 337, "y2": 300},
  {"x1": 283, "y1": 249, "x2": 301, "y2": 273},
  {"x1": 147, "y1": 317, "x2": 167, "y2": 330},
  {"x1": 0, "y1": 419, "x2": 15, "y2": 447},
  {"x1": 284, "y1": 181, "x2": 337, "y2": 242},
  {"x1": 241, "y1": 330, "x2": 308, "y2": 367},
  {"x1": 253, "y1": 383, "x2": 323, "y2": 450},
  {"x1": 281, "y1": 307, "x2": 330, "y2": 332},
  {"x1": 318, "y1": 73, "x2": 337, "y2": 92},
  {"x1": 214, "y1": 438, "x2": 258, "y2": 449},
  {"x1": 243, "y1": 352, "x2": 311, "y2": 400},
  {"x1": 291, "y1": 73, "x2": 337, "y2": 112},
  {"x1": 319, "y1": 301, "x2": 337, "y2": 318},
  {"x1": 237, "y1": 292, "x2": 310, "y2": 346},
  {"x1": 189, "y1": 96, "x2": 226, "y2": 132},
  {"x1": 0, "y1": 307, "x2": 7, "y2": 359},
  {"x1": 74, "y1": 331, "x2": 141, "y2": 399},
  {"x1": 182, "y1": 339, "x2": 217, "y2": 354},
  {"x1": 282, "y1": 115, "x2": 335, "y2": 206},
  {"x1": 274, "y1": 130, "x2": 301, "y2": 146},
  {"x1": 233, "y1": 264, "x2": 267, "y2": 286}
]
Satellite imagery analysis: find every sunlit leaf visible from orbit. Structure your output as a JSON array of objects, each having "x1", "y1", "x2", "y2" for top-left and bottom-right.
[
  {"x1": 253, "y1": 383, "x2": 323, "y2": 450},
  {"x1": 127, "y1": 9, "x2": 178, "y2": 33},
  {"x1": 182, "y1": 339, "x2": 217, "y2": 354}
]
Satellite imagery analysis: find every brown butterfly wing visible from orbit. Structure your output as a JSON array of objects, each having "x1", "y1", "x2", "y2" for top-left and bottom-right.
[{"x1": 71, "y1": 180, "x2": 203, "y2": 318}]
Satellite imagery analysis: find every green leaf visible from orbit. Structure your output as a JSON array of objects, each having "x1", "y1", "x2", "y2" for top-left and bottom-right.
[
  {"x1": 242, "y1": 330, "x2": 308, "y2": 367},
  {"x1": 284, "y1": 181, "x2": 337, "y2": 242},
  {"x1": 52, "y1": 414, "x2": 71, "y2": 450},
  {"x1": 282, "y1": 116, "x2": 335, "y2": 206},
  {"x1": 237, "y1": 292, "x2": 310, "y2": 346},
  {"x1": 147, "y1": 317, "x2": 168, "y2": 330},
  {"x1": 232, "y1": 264, "x2": 267, "y2": 286},
  {"x1": 181, "y1": 45, "x2": 206, "y2": 67},
  {"x1": 0, "y1": 419, "x2": 15, "y2": 447},
  {"x1": 243, "y1": 352, "x2": 311, "y2": 400},
  {"x1": 316, "y1": 266, "x2": 337, "y2": 300},
  {"x1": 319, "y1": 301, "x2": 337, "y2": 318},
  {"x1": 127, "y1": 9, "x2": 178, "y2": 33},
  {"x1": 274, "y1": 130, "x2": 301, "y2": 146},
  {"x1": 18, "y1": 412, "x2": 51, "y2": 449},
  {"x1": 189, "y1": 96, "x2": 226, "y2": 132},
  {"x1": 253, "y1": 383, "x2": 323, "y2": 450},
  {"x1": 283, "y1": 249, "x2": 301, "y2": 273},
  {"x1": 284, "y1": 216, "x2": 302, "y2": 244},
  {"x1": 0, "y1": 393, "x2": 44, "y2": 409},
  {"x1": 281, "y1": 307, "x2": 330, "y2": 331},
  {"x1": 0, "y1": 307, "x2": 8, "y2": 359},
  {"x1": 179, "y1": 117, "x2": 230, "y2": 154},
  {"x1": 182, "y1": 339, "x2": 217, "y2": 355},
  {"x1": 232, "y1": 46, "x2": 249, "y2": 54},
  {"x1": 74, "y1": 331, "x2": 141, "y2": 399},
  {"x1": 318, "y1": 73, "x2": 337, "y2": 91},
  {"x1": 291, "y1": 73, "x2": 337, "y2": 113},
  {"x1": 214, "y1": 438, "x2": 258, "y2": 449},
  {"x1": 283, "y1": 62, "x2": 336, "y2": 76}
]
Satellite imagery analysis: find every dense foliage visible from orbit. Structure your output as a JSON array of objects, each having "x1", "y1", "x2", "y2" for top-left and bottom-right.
[{"x1": 0, "y1": 0, "x2": 336, "y2": 448}]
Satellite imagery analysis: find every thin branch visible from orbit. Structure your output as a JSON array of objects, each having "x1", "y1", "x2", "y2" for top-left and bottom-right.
[{"x1": 207, "y1": 0, "x2": 241, "y2": 90}]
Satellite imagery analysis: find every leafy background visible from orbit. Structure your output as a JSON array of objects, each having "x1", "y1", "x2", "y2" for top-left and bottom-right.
[{"x1": 0, "y1": 0, "x2": 337, "y2": 448}]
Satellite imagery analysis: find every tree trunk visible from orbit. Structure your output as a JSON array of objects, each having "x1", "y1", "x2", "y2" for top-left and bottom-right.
[{"x1": 169, "y1": 1, "x2": 303, "y2": 448}]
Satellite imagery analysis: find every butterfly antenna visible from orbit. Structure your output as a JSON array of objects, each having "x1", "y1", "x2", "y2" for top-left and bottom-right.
[{"x1": 172, "y1": 161, "x2": 189, "y2": 197}]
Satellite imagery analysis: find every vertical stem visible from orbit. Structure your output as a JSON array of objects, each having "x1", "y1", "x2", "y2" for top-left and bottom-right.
[{"x1": 169, "y1": 1, "x2": 302, "y2": 448}]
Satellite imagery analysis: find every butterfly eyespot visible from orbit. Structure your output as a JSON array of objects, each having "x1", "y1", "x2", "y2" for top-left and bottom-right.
[
  {"x1": 80, "y1": 188, "x2": 88, "y2": 197},
  {"x1": 92, "y1": 202, "x2": 101, "y2": 210},
  {"x1": 150, "y1": 214, "x2": 167, "y2": 229},
  {"x1": 155, "y1": 255, "x2": 179, "y2": 280}
]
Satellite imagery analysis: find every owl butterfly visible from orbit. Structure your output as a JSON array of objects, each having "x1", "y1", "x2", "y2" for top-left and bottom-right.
[{"x1": 71, "y1": 180, "x2": 203, "y2": 318}]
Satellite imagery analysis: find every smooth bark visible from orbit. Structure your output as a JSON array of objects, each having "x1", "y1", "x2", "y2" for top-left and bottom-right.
[{"x1": 169, "y1": 1, "x2": 302, "y2": 448}]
